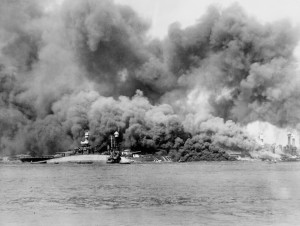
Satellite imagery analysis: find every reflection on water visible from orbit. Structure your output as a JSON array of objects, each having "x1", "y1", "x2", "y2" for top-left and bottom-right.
[{"x1": 1, "y1": 161, "x2": 300, "y2": 226}]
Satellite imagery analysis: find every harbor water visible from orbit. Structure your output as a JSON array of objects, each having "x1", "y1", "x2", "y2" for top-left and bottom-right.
[{"x1": 1, "y1": 161, "x2": 300, "y2": 226}]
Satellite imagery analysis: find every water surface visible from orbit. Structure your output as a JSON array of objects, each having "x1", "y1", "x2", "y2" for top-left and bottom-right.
[{"x1": 1, "y1": 161, "x2": 300, "y2": 225}]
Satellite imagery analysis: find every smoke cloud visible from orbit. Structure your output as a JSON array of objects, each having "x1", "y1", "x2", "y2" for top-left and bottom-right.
[{"x1": 0, "y1": 0, "x2": 299, "y2": 158}]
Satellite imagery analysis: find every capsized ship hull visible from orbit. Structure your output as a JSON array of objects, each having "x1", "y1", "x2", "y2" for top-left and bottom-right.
[
  {"x1": 20, "y1": 156, "x2": 54, "y2": 162},
  {"x1": 47, "y1": 154, "x2": 133, "y2": 164}
]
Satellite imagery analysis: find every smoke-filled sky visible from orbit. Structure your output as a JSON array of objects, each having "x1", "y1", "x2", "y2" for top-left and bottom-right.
[
  {"x1": 97, "y1": 0, "x2": 300, "y2": 146},
  {"x1": 114, "y1": 0, "x2": 300, "y2": 145},
  {"x1": 1, "y1": 0, "x2": 300, "y2": 157},
  {"x1": 114, "y1": 0, "x2": 300, "y2": 71},
  {"x1": 114, "y1": 0, "x2": 300, "y2": 39}
]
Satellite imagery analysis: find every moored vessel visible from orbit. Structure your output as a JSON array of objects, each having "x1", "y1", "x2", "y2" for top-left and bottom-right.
[{"x1": 47, "y1": 131, "x2": 132, "y2": 164}]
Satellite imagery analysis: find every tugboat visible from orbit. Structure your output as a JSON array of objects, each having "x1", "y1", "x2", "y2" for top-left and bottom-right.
[{"x1": 106, "y1": 131, "x2": 122, "y2": 164}]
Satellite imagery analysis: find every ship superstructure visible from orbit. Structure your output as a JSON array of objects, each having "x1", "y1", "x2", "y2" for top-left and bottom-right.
[{"x1": 106, "y1": 131, "x2": 122, "y2": 163}]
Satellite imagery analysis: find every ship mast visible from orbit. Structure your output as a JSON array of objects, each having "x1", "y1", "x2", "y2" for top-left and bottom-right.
[{"x1": 107, "y1": 130, "x2": 121, "y2": 163}]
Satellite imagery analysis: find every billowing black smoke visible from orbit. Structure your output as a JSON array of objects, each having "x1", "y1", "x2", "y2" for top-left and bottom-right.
[
  {"x1": 0, "y1": 0, "x2": 299, "y2": 159},
  {"x1": 162, "y1": 4, "x2": 300, "y2": 127}
]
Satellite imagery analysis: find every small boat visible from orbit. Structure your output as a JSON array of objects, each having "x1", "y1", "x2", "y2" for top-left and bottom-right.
[
  {"x1": 154, "y1": 158, "x2": 162, "y2": 163},
  {"x1": 107, "y1": 152, "x2": 121, "y2": 164}
]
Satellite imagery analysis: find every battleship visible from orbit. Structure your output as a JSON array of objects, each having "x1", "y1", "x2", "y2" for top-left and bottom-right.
[
  {"x1": 47, "y1": 131, "x2": 132, "y2": 164},
  {"x1": 14, "y1": 130, "x2": 173, "y2": 164}
]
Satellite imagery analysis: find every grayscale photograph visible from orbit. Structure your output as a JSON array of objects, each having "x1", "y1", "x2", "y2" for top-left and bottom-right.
[{"x1": 1, "y1": 0, "x2": 300, "y2": 225}]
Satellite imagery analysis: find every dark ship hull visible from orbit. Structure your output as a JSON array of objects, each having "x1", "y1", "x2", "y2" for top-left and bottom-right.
[{"x1": 20, "y1": 156, "x2": 54, "y2": 162}]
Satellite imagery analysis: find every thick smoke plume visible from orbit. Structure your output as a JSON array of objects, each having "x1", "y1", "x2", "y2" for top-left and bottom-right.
[{"x1": 0, "y1": 0, "x2": 299, "y2": 159}]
